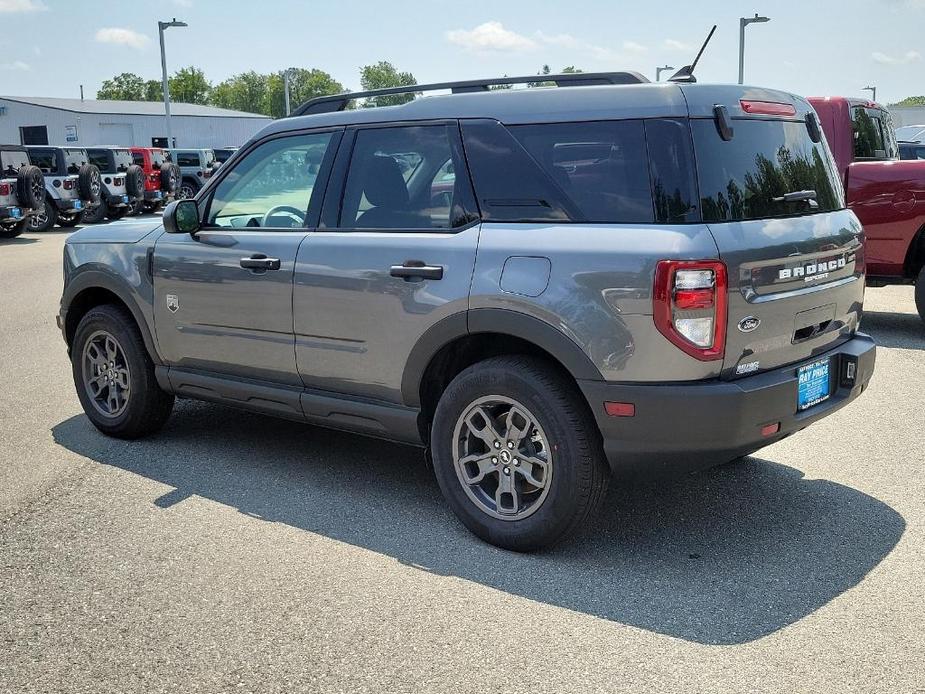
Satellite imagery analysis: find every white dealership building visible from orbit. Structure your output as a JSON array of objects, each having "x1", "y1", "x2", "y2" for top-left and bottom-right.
[{"x1": 0, "y1": 95, "x2": 271, "y2": 149}]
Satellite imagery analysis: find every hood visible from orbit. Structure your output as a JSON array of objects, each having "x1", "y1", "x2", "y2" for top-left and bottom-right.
[{"x1": 66, "y1": 220, "x2": 162, "y2": 244}]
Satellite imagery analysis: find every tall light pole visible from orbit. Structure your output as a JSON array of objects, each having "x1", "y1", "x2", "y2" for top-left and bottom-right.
[
  {"x1": 158, "y1": 17, "x2": 187, "y2": 147},
  {"x1": 655, "y1": 64, "x2": 675, "y2": 82},
  {"x1": 283, "y1": 68, "x2": 296, "y2": 116},
  {"x1": 863, "y1": 85, "x2": 877, "y2": 103},
  {"x1": 738, "y1": 13, "x2": 770, "y2": 85}
]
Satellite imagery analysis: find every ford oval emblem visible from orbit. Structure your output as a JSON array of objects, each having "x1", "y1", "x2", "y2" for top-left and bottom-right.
[{"x1": 738, "y1": 316, "x2": 760, "y2": 333}]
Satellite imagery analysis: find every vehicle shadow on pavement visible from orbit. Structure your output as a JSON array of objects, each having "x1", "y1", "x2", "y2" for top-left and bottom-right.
[
  {"x1": 52, "y1": 402, "x2": 905, "y2": 646},
  {"x1": 862, "y1": 311, "x2": 925, "y2": 350}
]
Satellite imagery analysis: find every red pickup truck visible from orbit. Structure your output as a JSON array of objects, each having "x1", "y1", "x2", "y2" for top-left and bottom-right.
[{"x1": 808, "y1": 97, "x2": 925, "y2": 321}]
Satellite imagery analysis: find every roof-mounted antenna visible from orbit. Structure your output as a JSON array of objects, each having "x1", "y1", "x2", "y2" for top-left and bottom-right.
[{"x1": 668, "y1": 25, "x2": 717, "y2": 83}]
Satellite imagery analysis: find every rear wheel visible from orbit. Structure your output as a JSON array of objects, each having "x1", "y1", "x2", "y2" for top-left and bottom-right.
[
  {"x1": 71, "y1": 304, "x2": 174, "y2": 438},
  {"x1": 57, "y1": 210, "x2": 83, "y2": 228},
  {"x1": 0, "y1": 221, "x2": 24, "y2": 239},
  {"x1": 915, "y1": 266, "x2": 925, "y2": 323},
  {"x1": 107, "y1": 207, "x2": 129, "y2": 221},
  {"x1": 26, "y1": 196, "x2": 57, "y2": 233},
  {"x1": 177, "y1": 178, "x2": 199, "y2": 200},
  {"x1": 431, "y1": 356, "x2": 609, "y2": 551},
  {"x1": 81, "y1": 199, "x2": 108, "y2": 224}
]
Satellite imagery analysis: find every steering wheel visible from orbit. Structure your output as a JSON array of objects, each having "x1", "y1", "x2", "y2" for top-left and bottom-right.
[{"x1": 262, "y1": 205, "x2": 306, "y2": 228}]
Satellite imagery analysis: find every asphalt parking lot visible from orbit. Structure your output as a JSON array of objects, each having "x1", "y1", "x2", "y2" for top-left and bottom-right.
[{"x1": 1, "y1": 223, "x2": 923, "y2": 693}]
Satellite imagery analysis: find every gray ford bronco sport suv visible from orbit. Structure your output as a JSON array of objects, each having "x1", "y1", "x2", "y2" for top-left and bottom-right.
[{"x1": 59, "y1": 72, "x2": 876, "y2": 550}]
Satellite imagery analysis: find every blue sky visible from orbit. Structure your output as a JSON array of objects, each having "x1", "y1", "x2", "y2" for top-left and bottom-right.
[{"x1": 1, "y1": 0, "x2": 923, "y2": 104}]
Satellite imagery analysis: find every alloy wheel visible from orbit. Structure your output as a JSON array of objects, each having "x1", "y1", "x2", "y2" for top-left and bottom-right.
[
  {"x1": 81, "y1": 330, "x2": 131, "y2": 418},
  {"x1": 452, "y1": 395, "x2": 553, "y2": 521},
  {"x1": 28, "y1": 201, "x2": 49, "y2": 230}
]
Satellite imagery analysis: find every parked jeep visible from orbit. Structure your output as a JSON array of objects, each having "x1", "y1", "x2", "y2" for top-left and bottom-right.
[
  {"x1": 808, "y1": 97, "x2": 925, "y2": 320},
  {"x1": 128, "y1": 147, "x2": 181, "y2": 215},
  {"x1": 0, "y1": 144, "x2": 44, "y2": 239},
  {"x1": 81, "y1": 148, "x2": 145, "y2": 223},
  {"x1": 24, "y1": 146, "x2": 102, "y2": 231},
  {"x1": 167, "y1": 148, "x2": 216, "y2": 199},
  {"x1": 212, "y1": 147, "x2": 238, "y2": 165},
  {"x1": 60, "y1": 74, "x2": 876, "y2": 550}
]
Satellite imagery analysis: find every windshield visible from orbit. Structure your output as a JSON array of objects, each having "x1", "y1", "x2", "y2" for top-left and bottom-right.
[
  {"x1": 692, "y1": 119, "x2": 844, "y2": 223},
  {"x1": 853, "y1": 106, "x2": 899, "y2": 160},
  {"x1": 1, "y1": 150, "x2": 30, "y2": 177}
]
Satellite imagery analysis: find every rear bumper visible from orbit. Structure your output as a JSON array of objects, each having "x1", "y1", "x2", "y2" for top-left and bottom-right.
[
  {"x1": 53, "y1": 198, "x2": 83, "y2": 212},
  {"x1": 0, "y1": 205, "x2": 23, "y2": 221},
  {"x1": 144, "y1": 189, "x2": 167, "y2": 202},
  {"x1": 579, "y1": 333, "x2": 876, "y2": 476},
  {"x1": 107, "y1": 194, "x2": 130, "y2": 207}
]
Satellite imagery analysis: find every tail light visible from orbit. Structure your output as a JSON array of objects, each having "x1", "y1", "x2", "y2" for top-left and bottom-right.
[
  {"x1": 63, "y1": 178, "x2": 76, "y2": 190},
  {"x1": 653, "y1": 260, "x2": 727, "y2": 361},
  {"x1": 0, "y1": 183, "x2": 10, "y2": 196},
  {"x1": 114, "y1": 177, "x2": 124, "y2": 186},
  {"x1": 739, "y1": 100, "x2": 796, "y2": 117}
]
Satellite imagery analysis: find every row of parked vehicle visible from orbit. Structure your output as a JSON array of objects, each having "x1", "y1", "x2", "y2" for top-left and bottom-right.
[{"x1": 0, "y1": 145, "x2": 237, "y2": 238}]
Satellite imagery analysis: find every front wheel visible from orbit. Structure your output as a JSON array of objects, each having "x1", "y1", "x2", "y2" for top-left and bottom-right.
[
  {"x1": 56, "y1": 210, "x2": 83, "y2": 228},
  {"x1": 916, "y1": 266, "x2": 925, "y2": 323},
  {"x1": 71, "y1": 304, "x2": 174, "y2": 438},
  {"x1": 0, "y1": 221, "x2": 24, "y2": 239},
  {"x1": 431, "y1": 356, "x2": 609, "y2": 551},
  {"x1": 27, "y1": 197, "x2": 56, "y2": 232},
  {"x1": 177, "y1": 179, "x2": 199, "y2": 200},
  {"x1": 81, "y1": 200, "x2": 107, "y2": 224},
  {"x1": 107, "y1": 207, "x2": 129, "y2": 221}
]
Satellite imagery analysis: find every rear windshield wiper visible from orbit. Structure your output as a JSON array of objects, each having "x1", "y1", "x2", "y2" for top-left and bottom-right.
[{"x1": 772, "y1": 189, "x2": 818, "y2": 208}]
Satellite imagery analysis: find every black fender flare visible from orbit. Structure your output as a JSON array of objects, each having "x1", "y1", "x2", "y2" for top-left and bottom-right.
[
  {"x1": 401, "y1": 308, "x2": 603, "y2": 407},
  {"x1": 61, "y1": 269, "x2": 162, "y2": 365}
]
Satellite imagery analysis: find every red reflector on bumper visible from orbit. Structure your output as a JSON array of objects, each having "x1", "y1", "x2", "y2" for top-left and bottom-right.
[
  {"x1": 761, "y1": 422, "x2": 781, "y2": 437},
  {"x1": 604, "y1": 401, "x2": 635, "y2": 417}
]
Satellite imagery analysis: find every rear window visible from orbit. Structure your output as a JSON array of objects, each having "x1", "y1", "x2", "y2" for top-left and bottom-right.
[
  {"x1": 87, "y1": 151, "x2": 109, "y2": 171},
  {"x1": 131, "y1": 152, "x2": 144, "y2": 167},
  {"x1": 853, "y1": 106, "x2": 898, "y2": 160},
  {"x1": 30, "y1": 150, "x2": 57, "y2": 174},
  {"x1": 112, "y1": 150, "x2": 132, "y2": 172},
  {"x1": 692, "y1": 119, "x2": 844, "y2": 222},
  {"x1": 63, "y1": 149, "x2": 88, "y2": 174},
  {"x1": 1, "y1": 150, "x2": 30, "y2": 177}
]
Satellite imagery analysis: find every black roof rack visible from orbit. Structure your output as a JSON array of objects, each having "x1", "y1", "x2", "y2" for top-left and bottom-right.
[{"x1": 291, "y1": 71, "x2": 650, "y2": 116}]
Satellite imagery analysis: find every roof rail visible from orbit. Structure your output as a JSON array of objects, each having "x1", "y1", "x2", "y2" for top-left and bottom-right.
[{"x1": 291, "y1": 71, "x2": 650, "y2": 116}]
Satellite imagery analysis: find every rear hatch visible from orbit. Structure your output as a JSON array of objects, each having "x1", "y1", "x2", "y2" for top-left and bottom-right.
[{"x1": 684, "y1": 86, "x2": 865, "y2": 379}]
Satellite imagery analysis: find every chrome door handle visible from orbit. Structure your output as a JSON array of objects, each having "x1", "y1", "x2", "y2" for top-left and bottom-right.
[{"x1": 240, "y1": 254, "x2": 281, "y2": 271}]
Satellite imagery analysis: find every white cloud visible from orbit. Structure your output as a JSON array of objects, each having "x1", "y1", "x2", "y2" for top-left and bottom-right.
[
  {"x1": 0, "y1": 0, "x2": 46, "y2": 12},
  {"x1": 446, "y1": 22, "x2": 537, "y2": 52},
  {"x1": 95, "y1": 27, "x2": 150, "y2": 50},
  {"x1": 872, "y1": 49, "x2": 921, "y2": 65},
  {"x1": 0, "y1": 60, "x2": 31, "y2": 71},
  {"x1": 663, "y1": 38, "x2": 692, "y2": 51},
  {"x1": 622, "y1": 41, "x2": 647, "y2": 54}
]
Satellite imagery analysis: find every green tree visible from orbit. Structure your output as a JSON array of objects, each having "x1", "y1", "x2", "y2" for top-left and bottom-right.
[
  {"x1": 266, "y1": 68, "x2": 345, "y2": 118},
  {"x1": 210, "y1": 71, "x2": 271, "y2": 114},
  {"x1": 143, "y1": 79, "x2": 163, "y2": 102},
  {"x1": 359, "y1": 61, "x2": 417, "y2": 107},
  {"x1": 892, "y1": 96, "x2": 925, "y2": 107},
  {"x1": 168, "y1": 67, "x2": 211, "y2": 105},
  {"x1": 96, "y1": 73, "x2": 146, "y2": 101}
]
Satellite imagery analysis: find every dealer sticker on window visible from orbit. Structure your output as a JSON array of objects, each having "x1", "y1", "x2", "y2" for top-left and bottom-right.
[{"x1": 797, "y1": 358, "x2": 831, "y2": 411}]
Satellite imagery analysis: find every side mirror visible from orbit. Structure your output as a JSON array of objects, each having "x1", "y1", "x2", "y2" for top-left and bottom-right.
[{"x1": 163, "y1": 199, "x2": 200, "y2": 235}]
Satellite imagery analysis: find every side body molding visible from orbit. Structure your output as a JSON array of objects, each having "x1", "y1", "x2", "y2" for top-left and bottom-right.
[{"x1": 400, "y1": 308, "x2": 604, "y2": 407}]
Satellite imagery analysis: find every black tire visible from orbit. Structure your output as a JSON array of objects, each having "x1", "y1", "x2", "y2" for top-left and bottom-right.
[
  {"x1": 125, "y1": 164, "x2": 145, "y2": 201},
  {"x1": 177, "y1": 177, "x2": 200, "y2": 200},
  {"x1": 16, "y1": 165, "x2": 45, "y2": 210},
  {"x1": 431, "y1": 356, "x2": 609, "y2": 551},
  {"x1": 0, "y1": 221, "x2": 24, "y2": 239},
  {"x1": 71, "y1": 304, "x2": 174, "y2": 439},
  {"x1": 56, "y1": 210, "x2": 83, "y2": 228},
  {"x1": 160, "y1": 163, "x2": 180, "y2": 194},
  {"x1": 25, "y1": 195, "x2": 57, "y2": 232},
  {"x1": 107, "y1": 207, "x2": 129, "y2": 221},
  {"x1": 77, "y1": 164, "x2": 102, "y2": 205},
  {"x1": 915, "y1": 266, "x2": 925, "y2": 323},
  {"x1": 81, "y1": 199, "x2": 108, "y2": 224},
  {"x1": 130, "y1": 200, "x2": 145, "y2": 216}
]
